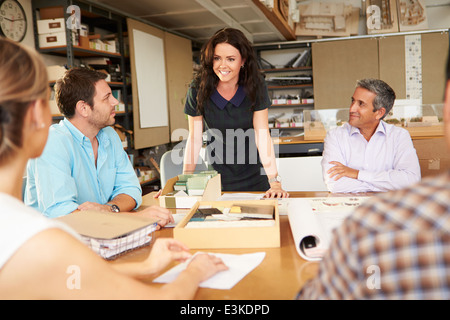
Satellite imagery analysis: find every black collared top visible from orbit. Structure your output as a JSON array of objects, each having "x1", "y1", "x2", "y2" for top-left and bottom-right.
[{"x1": 185, "y1": 82, "x2": 271, "y2": 191}]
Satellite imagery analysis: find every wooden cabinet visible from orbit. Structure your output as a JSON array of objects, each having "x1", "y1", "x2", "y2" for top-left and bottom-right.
[
  {"x1": 312, "y1": 37, "x2": 379, "y2": 110},
  {"x1": 312, "y1": 31, "x2": 449, "y2": 109}
]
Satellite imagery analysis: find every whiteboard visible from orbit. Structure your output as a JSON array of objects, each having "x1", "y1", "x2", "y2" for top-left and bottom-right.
[{"x1": 132, "y1": 29, "x2": 168, "y2": 128}]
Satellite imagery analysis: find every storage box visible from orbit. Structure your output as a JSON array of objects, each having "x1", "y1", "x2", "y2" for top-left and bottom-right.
[
  {"x1": 89, "y1": 38, "x2": 117, "y2": 53},
  {"x1": 103, "y1": 40, "x2": 116, "y2": 53},
  {"x1": 39, "y1": 6, "x2": 64, "y2": 20},
  {"x1": 173, "y1": 200, "x2": 280, "y2": 249},
  {"x1": 159, "y1": 174, "x2": 221, "y2": 209},
  {"x1": 413, "y1": 137, "x2": 450, "y2": 177},
  {"x1": 79, "y1": 24, "x2": 89, "y2": 37},
  {"x1": 79, "y1": 36, "x2": 90, "y2": 49},
  {"x1": 79, "y1": 24, "x2": 90, "y2": 49},
  {"x1": 89, "y1": 38, "x2": 104, "y2": 51},
  {"x1": 39, "y1": 31, "x2": 78, "y2": 48},
  {"x1": 304, "y1": 121, "x2": 327, "y2": 140},
  {"x1": 114, "y1": 103, "x2": 125, "y2": 112},
  {"x1": 37, "y1": 18, "x2": 65, "y2": 34}
]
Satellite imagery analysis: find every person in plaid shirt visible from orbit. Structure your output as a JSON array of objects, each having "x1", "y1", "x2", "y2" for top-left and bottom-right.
[
  {"x1": 297, "y1": 50, "x2": 450, "y2": 300},
  {"x1": 183, "y1": 28, "x2": 288, "y2": 198}
]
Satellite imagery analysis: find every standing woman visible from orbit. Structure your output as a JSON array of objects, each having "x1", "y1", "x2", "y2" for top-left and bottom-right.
[
  {"x1": 183, "y1": 28, "x2": 288, "y2": 198},
  {"x1": 0, "y1": 38, "x2": 226, "y2": 299}
]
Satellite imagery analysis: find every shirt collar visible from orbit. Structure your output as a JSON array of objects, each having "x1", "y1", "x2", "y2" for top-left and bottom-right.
[
  {"x1": 349, "y1": 120, "x2": 387, "y2": 136},
  {"x1": 62, "y1": 118, "x2": 108, "y2": 145},
  {"x1": 62, "y1": 118, "x2": 85, "y2": 144},
  {"x1": 211, "y1": 85, "x2": 246, "y2": 110}
]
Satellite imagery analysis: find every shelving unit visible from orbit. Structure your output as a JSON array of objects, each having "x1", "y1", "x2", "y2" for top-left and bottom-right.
[
  {"x1": 31, "y1": 0, "x2": 133, "y2": 149},
  {"x1": 255, "y1": 43, "x2": 314, "y2": 137}
]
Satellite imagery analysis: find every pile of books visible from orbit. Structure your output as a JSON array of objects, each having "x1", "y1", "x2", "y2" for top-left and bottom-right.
[{"x1": 174, "y1": 171, "x2": 218, "y2": 196}]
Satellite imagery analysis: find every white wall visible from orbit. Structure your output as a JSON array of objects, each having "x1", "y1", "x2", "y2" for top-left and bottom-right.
[{"x1": 18, "y1": 0, "x2": 34, "y2": 48}]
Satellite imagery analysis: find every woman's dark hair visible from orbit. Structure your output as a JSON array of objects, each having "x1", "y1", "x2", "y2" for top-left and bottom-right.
[{"x1": 194, "y1": 27, "x2": 264, "y2": 114}]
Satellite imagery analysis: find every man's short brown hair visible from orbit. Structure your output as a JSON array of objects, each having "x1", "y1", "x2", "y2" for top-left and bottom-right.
[{"x1": 55, "y1": 68, "x2": 107, "y2": 118}]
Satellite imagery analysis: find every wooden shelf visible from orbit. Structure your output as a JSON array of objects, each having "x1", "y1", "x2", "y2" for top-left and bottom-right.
[
  {"x1": 139, "y1": 177, "x2": 159, "y2": 186},
  {"x1": 39, "y1": 45, "x2": 121, "y2": 58},
  {"x1": 262, "y1": 67, "x2": 312, "y2": 73},
  {"x1": 52, "y1": 111, "x2": 127, "y2": 118},
  {"x1": 270, "y1": 103, "x2": 314, "y2": 108},
  {"x1": 268, "y1": 84, "x2": 313, "y2": 90}
]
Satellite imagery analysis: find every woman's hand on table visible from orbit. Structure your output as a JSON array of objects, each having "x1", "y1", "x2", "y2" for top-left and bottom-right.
[
  {"x1": 265, "y1": 182, "x2": 289, "y2": 198},
  {"x1": 141, "y1": 238, "x2": 192, "y2": 277}
]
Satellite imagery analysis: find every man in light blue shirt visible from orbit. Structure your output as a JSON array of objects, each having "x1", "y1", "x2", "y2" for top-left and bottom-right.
[
  {"x1": 25, "y1": 68, "x2": 172, "y2": 227},
  {"x1": 321, "y1": 79, "x2": 421, "y2": 193}
]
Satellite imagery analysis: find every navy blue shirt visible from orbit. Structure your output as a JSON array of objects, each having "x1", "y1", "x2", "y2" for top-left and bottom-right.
[{"x1": 185, "y1": 82, "x2": 271, "y2": 191}]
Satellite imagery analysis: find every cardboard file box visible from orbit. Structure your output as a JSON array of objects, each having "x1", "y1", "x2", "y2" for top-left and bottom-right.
[
  {"x1": 37, "y1": 18, "x2": 65, "y2": 34},
  {"x1": 173, "y1": 200, "x2": 280, "y2": 249},
  {"x1": 159, "y1": 174, "x2": 221, "y2": 209},
  {"x1": 39, "y1": 31, "x2": 78, "y2": 48}
]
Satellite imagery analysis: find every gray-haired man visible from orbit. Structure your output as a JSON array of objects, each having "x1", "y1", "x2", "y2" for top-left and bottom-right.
[{"x1": 321, "y1": 78, "x2": 421, "y2": 193}]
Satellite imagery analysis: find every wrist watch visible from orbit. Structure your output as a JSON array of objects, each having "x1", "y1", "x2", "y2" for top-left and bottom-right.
[
  {"x1": 268, "y1": 175, "x2": 282, "y2": 184},
  {"x1": 106, "y1": 203, "x2": 120, "y2": 213}
]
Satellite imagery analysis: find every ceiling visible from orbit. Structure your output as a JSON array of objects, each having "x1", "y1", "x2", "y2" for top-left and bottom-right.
[{"x1": 91, "y1": 0, "x2": 289, "y2": 45}]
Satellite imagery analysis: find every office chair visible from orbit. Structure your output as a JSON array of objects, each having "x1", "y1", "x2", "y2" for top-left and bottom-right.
[{"x1": 160, "y1": 147, "x2": 208, "y2": 189}]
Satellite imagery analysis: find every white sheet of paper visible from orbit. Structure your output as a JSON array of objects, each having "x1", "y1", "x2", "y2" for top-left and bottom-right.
[
  {"x1": 165, "y1": 213, "x2": 186, "y2": 228},
  {"x1": 153, "y1": 252, "x2": 266, "y2": 289}
]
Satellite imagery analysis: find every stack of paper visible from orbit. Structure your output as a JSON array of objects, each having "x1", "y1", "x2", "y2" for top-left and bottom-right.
[{"x1": 57, "y1": 210, "x2": 158, "y2": 259}]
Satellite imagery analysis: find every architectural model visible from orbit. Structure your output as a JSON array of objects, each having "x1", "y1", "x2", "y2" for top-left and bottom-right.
[{"x1": 295, "y1": 2, "x2": 359, "y2": 37}]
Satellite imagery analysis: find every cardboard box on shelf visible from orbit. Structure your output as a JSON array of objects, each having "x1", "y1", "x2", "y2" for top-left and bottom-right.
[
  {"x1": 114, "y1": 103, "x2": 125, "y2": 112},
  {"x1": 39, "y1": 31, "x2": 78, "y2": 48},
  {"x1": 135, "y1": 166, "x2": 157, "y2": 183},
  {"x1": 88, "y1": 35, "x2": 117, "y2": 53},
  {"x1": 173, "y1": 200, "x2": 280, "y2": 249},
  {"x1": 39, "y1": 6, "x2": 64, "y2": 20},
  {"x1": 79, "y1": 24, "x2": 88, "y2": 37},
  {"x1": 37, "y1": 18, "x2": 65, "y2": 34},
  {"x1": 159, "y1": 174, "x2": 221, "y2": 209},
  {"x1": 78, "y1": 24, "x2": 90, "y2": 49},
  {"x1": 103, "y1": 40, "x2": 116, "y2": 53},
  {"x1": 304, "y1": 121, "x2": 327, "y2": 140},
  {"x1": 113, "y1": 124, "x2": 132, "y2": 149},
  {"x1": 79, "y1": 36, "x2": 90, "y2": 49},
  {"x1": 413, "y1": 137, "x2": 450, "y2": 177}
]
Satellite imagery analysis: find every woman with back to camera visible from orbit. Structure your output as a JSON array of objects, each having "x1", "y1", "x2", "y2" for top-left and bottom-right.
[
  {"x1": 0, "y1": 38, "x2": 227, "y2": 299},
  {"x1": 183, "y1": 27, "x2": 289, "y2": 198}
]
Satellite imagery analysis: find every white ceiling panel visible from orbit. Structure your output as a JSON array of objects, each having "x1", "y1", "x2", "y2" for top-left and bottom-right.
[{"x1": 91, "y1": 0, "x2": 287, "y2": 44}]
